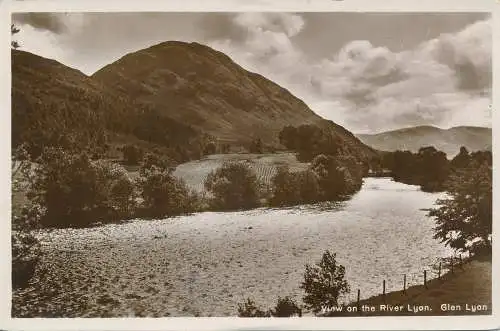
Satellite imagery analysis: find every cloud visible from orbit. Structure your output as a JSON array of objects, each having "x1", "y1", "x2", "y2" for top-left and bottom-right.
[
  {"x1": 207, "y1": 14, "x2": 491, "y2": 133},
  {"x1": 13, "y1": 13, "x2": 69, "y2": 34},
  {"x1": 11, "y1": 12, "x2": 491, "y2": 133},
  {"x1": 422, "y1": 19, "x2": 491, "y2": 93}
]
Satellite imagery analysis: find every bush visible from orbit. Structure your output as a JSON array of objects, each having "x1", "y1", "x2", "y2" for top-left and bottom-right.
[
  {"x1": 27, "y1": 148, "x2": 136, "y2": 227},
  {"x1": 237, "y1": 298, "x2": 270, "y2": 317},
  {"x1": 137, "y1": 155, "x2": 199, "y2": 218},
  {"x1": 12, "y1": 230, "x2": 41, "y2": 289},
  {"x1": 92, "y1": 160, "x2": 136, "y2": 219},
  {"x1": 122, "y1": 144, "x2": 144, "y2": 165},
  {"x1": 270, "y1": 296, "x2": 302, "y2": 317},
  {"x1": 204, "y1": 162, "x2": 260, "y2": 211},
  {"x1": 203, "y1": 141, "x2": 217, "y2": 155},
  {"x1": 249, "y1": 138, "x2": 263, "y2": 154},
  {"x1": 311, "y1": 154, "x2": 363, "y2": 200},
  {"x1": 12, "y1": 204, "x2": 44, "y2": 231},
  {"x1": 270, "y1": 167, "x2": 321, "y2": 207},
  {"x1": 300, "y1": 250, "x2": 350, "y2": 315}
]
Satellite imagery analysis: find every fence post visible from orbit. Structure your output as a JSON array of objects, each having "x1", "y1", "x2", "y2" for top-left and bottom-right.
[
  {"x1": 403, "y1": 274, "x2": 406, "y2": 294},
  {"x1": 383, "y1": 280, "x2": 386, "y2": 302},
  {"x1": 459, "y1": 254, "x2": 463, "y2": 269},
  {"x1": 451, "y1": 257, "x2": 454, "y2": 274},
  {"x1": 438, "y1": 262, "x2": 441, "y2": 280},
  {"x1": 357, "y1": 289, "x2": 360, "y2": 313},
  {"x1": 424, "y1": 270, "x2": 427, "y2": 289}
]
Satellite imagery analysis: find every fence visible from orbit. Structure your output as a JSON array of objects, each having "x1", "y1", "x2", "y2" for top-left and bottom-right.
[{"x1": 346, "y1": 252, "x2": 471, "y2": 310}]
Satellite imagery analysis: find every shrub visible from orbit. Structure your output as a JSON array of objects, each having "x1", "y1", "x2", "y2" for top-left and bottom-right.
[
  {"x1": 92, "y1": 160, "x2": 136, "y2": 219},
  {"x1": 27, "y1": 148, "x2": 136, "y2": 227},
  {"x1": 122, "y1": 144, "x2": 144, "y2": 165},
  {"x1": 140, "y1": 152, "x2": 172, "y2": 174},
  {"x1": 300, "y1": 250, "x2": 350, "y2": 315},
  {"x1": 204, "y1": 162, "x2": 260, "y2": 211},
  {"x1": 12, "y1": 204, "x2": 44, "y2": 231},
  {"x1": 270, "y1": 296, "x2": 302, "y2": 317},
  {"x1": 12, "y1": 230, "x2": 41, "y2": 289},
  {"x1": 270, "y1": 167, "x2": 321, "y2": 207},
  {"x1": 311, "y1": 155, "x2": 347, "y2": 200},
  {"x1": 203, "y1": 141, "x2": 217, "y2": 155},
  {"x1": 237, "y1": 298, "x2": 270, "y2": 317},
  {"x1": 249, "y1": 138, "x2": 264, "y2": 154},
  {"x1": 311, "y1": 154, "x2": 363, "y2": 200},
  {"x1": 137, "y1": 155, "x2": 198, "y2": 218}
]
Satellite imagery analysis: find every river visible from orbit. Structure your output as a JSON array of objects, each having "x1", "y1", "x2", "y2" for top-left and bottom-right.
[{"x1": 16, "y1": 177, "x2": 453, "y2": 317}]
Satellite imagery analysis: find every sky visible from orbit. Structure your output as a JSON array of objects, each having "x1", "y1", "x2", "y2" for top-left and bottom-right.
[{"x1": 12, "y1": 12, "x2": 491, "y2": 134}]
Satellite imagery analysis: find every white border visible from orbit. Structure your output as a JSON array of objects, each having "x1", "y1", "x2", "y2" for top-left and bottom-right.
[
  {"x1": 8, "y1": 0, "x2": 497, "y2": 12},
  {"x1": 1, "y1": 0, "x2": 499, "y2": 330}
]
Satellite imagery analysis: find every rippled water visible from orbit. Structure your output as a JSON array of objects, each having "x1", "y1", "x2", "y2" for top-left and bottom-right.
[{"x1": 25, "y1": 177, "x2": 453, "y2": 317}]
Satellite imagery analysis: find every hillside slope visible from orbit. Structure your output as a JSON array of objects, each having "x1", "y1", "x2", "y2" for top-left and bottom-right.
[
  {"x1": 12, "y1": 49, "x2": 204, "y2": 160},
  {"x1": 356, "y1": 126, "x2": 491, "y2": 157},
  {"x1": 93, "y1": 41, "x2": 376, "y2": 159}
]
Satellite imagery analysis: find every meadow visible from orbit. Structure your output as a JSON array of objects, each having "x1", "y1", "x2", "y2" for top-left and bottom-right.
[{"x1": 129, "y1": 152, "x2": 310, "y2": 193}]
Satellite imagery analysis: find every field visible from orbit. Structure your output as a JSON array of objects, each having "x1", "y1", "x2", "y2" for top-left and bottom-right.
[{"x1": 172, "y1": 153, "x2": 309, "y2": 193}]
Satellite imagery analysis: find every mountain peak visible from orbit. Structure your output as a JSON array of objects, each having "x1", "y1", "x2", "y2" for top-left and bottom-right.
[{"x1": 93, "y1": 41, "x2": 325, "y2": 146}]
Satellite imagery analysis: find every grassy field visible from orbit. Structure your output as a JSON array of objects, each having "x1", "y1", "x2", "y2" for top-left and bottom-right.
[
  {"x1": 128, "y1": 152, "x2": 309, "y2": 193},
  {"x1": 326, "y1": 256, "x2": 492, "y2": 317}
]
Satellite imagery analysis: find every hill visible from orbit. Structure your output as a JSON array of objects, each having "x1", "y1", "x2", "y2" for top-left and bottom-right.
[
  {"x1": 12, "y1": 49, "x2": 206, "y2": 161},
  {"x1": 92, "y1": 41, "x2": 376, "y2": 159},
  {"x1": 13, "y1": 44, "x2": 376, "y2": 163},
  {"x1": 356, "y1": 126, "x2": 491, "y2": 158}
]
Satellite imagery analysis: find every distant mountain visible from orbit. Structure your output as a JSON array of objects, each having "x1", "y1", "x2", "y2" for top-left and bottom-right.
[
  {"x1": 92, "y1": 41, "x2": 376, "y2": 159},
  {"x1": 356, "y1": 125, "x2": 492, "y2": 157}
]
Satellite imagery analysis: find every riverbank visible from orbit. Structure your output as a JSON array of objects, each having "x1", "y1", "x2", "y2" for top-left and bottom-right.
[{"x1": 326, "y1": 256, "x2": 492, "y2": 316}]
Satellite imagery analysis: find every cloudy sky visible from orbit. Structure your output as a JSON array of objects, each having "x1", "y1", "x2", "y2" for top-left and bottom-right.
[{"x1": 12, "y1": 12, "x2": 491, "y2": 134}]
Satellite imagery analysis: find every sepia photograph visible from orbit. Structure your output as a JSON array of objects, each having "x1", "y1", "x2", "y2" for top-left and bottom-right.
[{"x1": 9, "y1": 10, "x2": 493, "y2": 320}]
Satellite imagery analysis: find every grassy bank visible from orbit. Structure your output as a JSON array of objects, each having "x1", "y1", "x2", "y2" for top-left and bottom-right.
[{"x1": 326, "y1": 256, "x2": 492, "y2": 316}]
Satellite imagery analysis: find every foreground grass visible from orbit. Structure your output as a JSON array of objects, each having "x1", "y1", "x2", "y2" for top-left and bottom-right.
[{"x1": 326, "y1": 256, "x2": 492, "y2": 316}]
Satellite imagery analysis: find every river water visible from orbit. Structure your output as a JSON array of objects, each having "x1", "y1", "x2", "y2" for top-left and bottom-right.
[{"x1": 22, "y1": 177, "x2": 453, "y2": 317}]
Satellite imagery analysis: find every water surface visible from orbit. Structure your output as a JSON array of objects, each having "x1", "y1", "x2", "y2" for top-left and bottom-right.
[{"x1": 20, "y1": 178, "x2": 452, "y2": 317}]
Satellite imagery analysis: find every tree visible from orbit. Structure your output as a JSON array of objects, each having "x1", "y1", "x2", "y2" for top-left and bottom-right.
[
  {"x1": 203, "y1": 141, "x2": 217, "y2": 155},
  {"x1": 12, "y1": 230, "x2": 41, "y2": 289},
  {"x1": 270, "y1": 166, "x2": 321, "y2": 207},
  {"x1": 450, "y1": 146, "x2": 470, "y2": 170},
  {"x1": 249, "y1": 138, "x2": 263, "y2": 154},
  {"x1": 237, "y1": 298, "x2": 270, "y2": 317},
  {"x1": 428, "y1": 160, "x2": 491, "y2": 255},
  {"x1": 27, "y1": 148, "x2": 136, "y2": 227},
  {"x1": 311, "y1": 154, "x2": 348, "y2": 200},
  {"x1": 12, "y1": 143, "x2": 30, "y2": 192},
  {"x1": 137, "y1": 155, "x2": 197, "y2": 218},
  {"x1": 300, "y1": 250, "x2": 350, "y2": 314},
  {"x1": 279, "y1": 125, "x2": 340, "y2": 162},
  {"x1": 204, "y1": 162, "x2": 260, "y2": 210},
  {"x1": 417, "y1": 146, "x2": 450, "y2": 192},
  {"x1": 11, "y1": 24, "x2": 20, "y2": 49},
  {"x1": 270, "y1": 297, "x2": 302, "y2": 317},
  {"x1": 122, "y1": 144, "x2": 144, "y2": 165}
]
